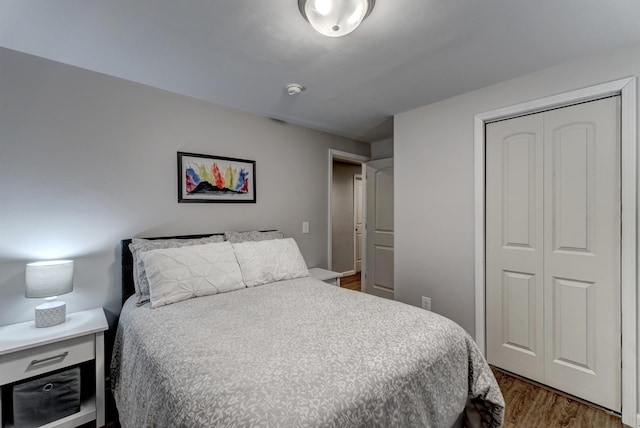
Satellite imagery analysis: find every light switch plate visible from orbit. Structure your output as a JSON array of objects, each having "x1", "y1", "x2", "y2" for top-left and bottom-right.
[{"x1": 302, "y1": 221, "x2": 309, "y2": 234}]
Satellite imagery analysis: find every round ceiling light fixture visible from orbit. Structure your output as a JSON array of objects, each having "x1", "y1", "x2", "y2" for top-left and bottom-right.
[{"x1": 298, "y1": 0, "x2": 375, "y2": 37}]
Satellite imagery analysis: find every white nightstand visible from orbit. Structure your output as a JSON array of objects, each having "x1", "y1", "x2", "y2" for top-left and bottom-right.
[
  {"x1": 309, "y1": 267, "x2": 341, "y2": 286},
  {"x1": 0, "y1": 308, "x2": 108, "y2": 428}
]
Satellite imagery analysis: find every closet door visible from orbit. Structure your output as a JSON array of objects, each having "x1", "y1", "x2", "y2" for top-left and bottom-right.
[
  {"x1": 542, "y1": 97, "x2": 620, "y2": 410},
  {"x1": 485, "y1": 96, "x2": 621, "y2": 412},
  {"x1": 486, "y1": 113, "x2": 545, "y2": 383}
]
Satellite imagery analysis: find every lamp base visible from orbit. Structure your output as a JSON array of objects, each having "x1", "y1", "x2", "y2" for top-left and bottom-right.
[{"x1": 35, "y1": 300, "x2": 66, "y2": 328}]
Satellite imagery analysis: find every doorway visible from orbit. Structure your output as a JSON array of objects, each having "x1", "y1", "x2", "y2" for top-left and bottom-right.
[
  {"x1": 474, "y1": 78, "x2": 637, "y2": 426},
  {"x1": 331, "y1": 160, "x2": 363, "y2": 276},
  {"x1": 328, "y1": 150, "x2": 369, "y2": 291}
]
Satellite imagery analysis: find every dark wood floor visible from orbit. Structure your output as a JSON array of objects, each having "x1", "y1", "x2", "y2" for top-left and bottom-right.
[
  {"x1": 494, "y1": 368, "x2": 623, "y2": 428},
  {"x1": 340, "y1": 273, "x2": 361, "y2": 291}
]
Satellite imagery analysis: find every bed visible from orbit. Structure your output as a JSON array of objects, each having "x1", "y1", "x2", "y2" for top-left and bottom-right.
[{"x1": 111, "y1": 233, "x2": 504, "y2": 427}]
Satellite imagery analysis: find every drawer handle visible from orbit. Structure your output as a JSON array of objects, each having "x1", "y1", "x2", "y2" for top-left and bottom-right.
[{"x1": 30, "y1": 352, "x2": 68, "y2": 365}]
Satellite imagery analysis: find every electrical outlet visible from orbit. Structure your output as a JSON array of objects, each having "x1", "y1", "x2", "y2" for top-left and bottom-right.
[{"x1": 421, "y1": 296, "x2": 431, "y2": 311}]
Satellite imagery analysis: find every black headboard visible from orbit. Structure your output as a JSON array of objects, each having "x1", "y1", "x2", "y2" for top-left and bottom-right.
[{"x1": 121, "y1": 233, "x2": 224, "y2": 305}]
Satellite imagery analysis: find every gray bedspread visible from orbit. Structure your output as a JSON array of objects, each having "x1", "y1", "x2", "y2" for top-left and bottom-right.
[{"x1": 111, "y1": 277, "x2": 504, "y2": 427}]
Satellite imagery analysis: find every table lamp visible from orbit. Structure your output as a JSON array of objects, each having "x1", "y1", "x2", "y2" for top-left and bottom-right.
[{"x1": 25, "y1": 260, "x2": 74, "y2": 328}]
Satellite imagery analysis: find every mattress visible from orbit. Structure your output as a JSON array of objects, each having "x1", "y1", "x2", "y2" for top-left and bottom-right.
[{"x1": 111, "y1": 277, "x2": 504, "y2": 427}]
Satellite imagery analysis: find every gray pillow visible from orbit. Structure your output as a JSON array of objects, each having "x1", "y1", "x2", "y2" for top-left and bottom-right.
[
  {"x1": 129, "y1": 235, "x2": 225, "y2": 302},
  {"x1": 224, "y1": 230, "x2": 284, "y2": 243}
]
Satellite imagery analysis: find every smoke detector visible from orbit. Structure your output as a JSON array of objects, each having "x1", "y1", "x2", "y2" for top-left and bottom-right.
[{"x1": 286, "y1": 83, "x2": 305, "y2": 96}]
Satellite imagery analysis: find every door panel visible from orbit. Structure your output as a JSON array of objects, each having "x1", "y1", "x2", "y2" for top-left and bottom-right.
[
  {"x1": 543, "y1": 97, "x2": 620, "y2": 410},
  {"x1": 374, "y1": 170, "x2": 394, "y2": 231},
  {"x1": 503, "y1": 134, "x2": 537, "y2": 249},
  {"x1": 552, "y1": 124, "x2": 594, "y2": 253},
  {"x1": 486, "y1": 114, "x2": 545, "y2": 382},
  {"x1": 365, "y1": 158, "x2": 394, "y2": 299},
  {"x1": 373, "y1": 246, "x2": 394, "y2": 289},
  {"x1": 552, "y1": 277, "x2": 595, "y2": 373},
  {"x1": 502, "y1": 270, "x2": 538, "y2": 355}
]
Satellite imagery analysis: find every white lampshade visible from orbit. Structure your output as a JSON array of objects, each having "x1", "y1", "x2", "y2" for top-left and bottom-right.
[
  {"x1": 299, "y1": 0, "x2": 375, "y2": 37},
  {"x1": 25, "y1": 260, "x2": 74, "y2": 298}
]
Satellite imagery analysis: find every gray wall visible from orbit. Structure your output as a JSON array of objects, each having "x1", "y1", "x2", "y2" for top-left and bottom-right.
[
  {"x1": 394, "y1": 42, "x2": 640, "y2": 407},
  {"x1": 331, "y1": 161, "x2": 362, "y2": 274},
  {"x1": 0, "y1": 47, "x2": 370, "y2": 326},
  {"x1": 370, "y1": 139, "x2": 393, "y2": 160}
]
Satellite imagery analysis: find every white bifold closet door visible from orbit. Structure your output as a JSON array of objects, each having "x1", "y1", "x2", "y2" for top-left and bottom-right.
[{"x1": 485, "y1": 96, "x2": 621, "y2": 411}]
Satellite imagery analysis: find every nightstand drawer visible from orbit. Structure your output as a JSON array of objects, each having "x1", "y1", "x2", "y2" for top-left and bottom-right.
[{"x1": 0, "y1": 335, "x2": 94, "y2": 385}]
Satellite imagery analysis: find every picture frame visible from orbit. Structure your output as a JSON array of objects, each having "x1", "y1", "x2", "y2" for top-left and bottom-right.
[{"x1": 177, "y1": 152, "x2": 256, "y2": 203}]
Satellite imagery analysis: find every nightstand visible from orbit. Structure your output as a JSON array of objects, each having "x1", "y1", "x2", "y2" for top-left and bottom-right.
[
  {"x1": 0, "y1": 308, "x2": 108, "y2": 428},
  {"x1": 309, "y1": 267, "x2": 341, "y2": 286}
]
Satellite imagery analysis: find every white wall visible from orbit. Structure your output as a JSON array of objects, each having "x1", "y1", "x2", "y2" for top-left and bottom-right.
[
  {"x1": 0, "y1": 47, "x2": 370, "y2": 326},
  {"x1": 395, "y1": 41, "x2": 640, "y2": 417},
  {"x1": 332, "y1": 161, "x2": 361, "y2": 273}
]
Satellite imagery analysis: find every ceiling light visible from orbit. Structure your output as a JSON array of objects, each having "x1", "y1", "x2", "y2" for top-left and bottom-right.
[{"x1": 298, "y1": 0, "x2": 375, "y2": 37}]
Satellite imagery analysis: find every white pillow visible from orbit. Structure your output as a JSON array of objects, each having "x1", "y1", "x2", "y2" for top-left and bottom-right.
[
  {"x1": 129, "y1": 235, "x2": 225, "y2": 302},
  {"x1": 232, "y1": 238, "x2": 309, "y2": 287},
  {"x1": 141, "y1": 241, "x2": 245, "y2": 308},
  {"x1": 224, "y1": 230, "x2": 284, "y2": 243}
]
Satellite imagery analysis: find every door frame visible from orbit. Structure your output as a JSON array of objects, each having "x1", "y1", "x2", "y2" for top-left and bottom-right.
[
  {"x1": 474, "y1": 77, "x2": 637, "y2": 426},
  {"x1": 327, "y1": 150, "x2": 369, "y2": 272},
  {"x1": 353, "y1": 174, "x2": 363, "y2": 275}
]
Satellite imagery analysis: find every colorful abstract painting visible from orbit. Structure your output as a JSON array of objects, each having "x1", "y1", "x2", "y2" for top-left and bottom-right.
[{"x1": 178, "y1": 152, "x2": 256, "y2": 203}]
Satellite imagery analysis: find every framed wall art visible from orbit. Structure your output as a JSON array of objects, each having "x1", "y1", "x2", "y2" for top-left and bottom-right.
[{"x1": 177, "y1": 152, "x2": 256, "y2": 203}]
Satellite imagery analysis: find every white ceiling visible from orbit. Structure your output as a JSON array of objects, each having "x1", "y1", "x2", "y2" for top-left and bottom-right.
[{"x1": 2, "y1": 1, "x2": 640, "y2": 142}]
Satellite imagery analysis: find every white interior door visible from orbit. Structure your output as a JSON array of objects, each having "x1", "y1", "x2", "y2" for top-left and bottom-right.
[
  {"x1": 542, "y1": 97, "x2": 621, "y2": 410},
  {"x1": 486, "y1": 97, "x2": 621, "y2": 411},
  {"x1": 365, "y1": 158, "x2": 394, "y2": 299},
  {"x1": 354, "y1": 174, "x2": 363, "y2": 273},
  {"x1": 486, "y1": 112, "x2": 545, "y2": 383}
]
